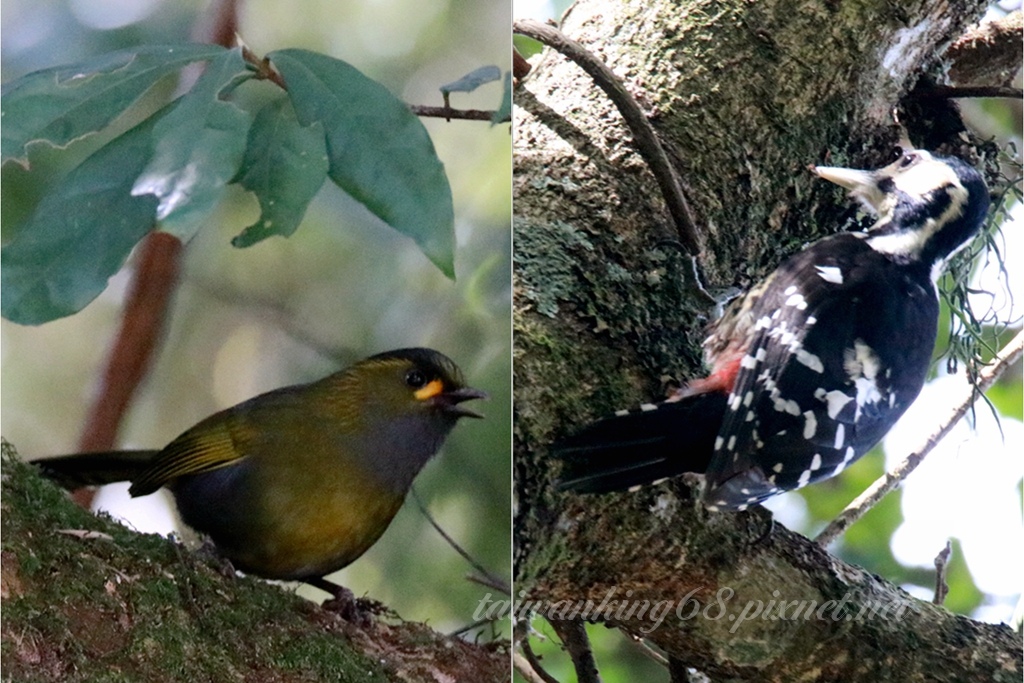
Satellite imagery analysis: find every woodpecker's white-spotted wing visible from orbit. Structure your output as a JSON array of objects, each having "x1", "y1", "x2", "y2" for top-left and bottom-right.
[{"x1": 702, "y1": 233, "x2": 938, "y2": 511}]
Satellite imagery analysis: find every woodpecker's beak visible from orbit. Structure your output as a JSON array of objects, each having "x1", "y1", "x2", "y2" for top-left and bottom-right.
[
  {"x1": 813, "y1": 163, "x2": 887, "y2": 213},
  {"x1": 812, "y1": 165, "x2": 874, "y2": 192},
  {"x1": 438, "y1": 386, "x2": 488, "y2": 419}
]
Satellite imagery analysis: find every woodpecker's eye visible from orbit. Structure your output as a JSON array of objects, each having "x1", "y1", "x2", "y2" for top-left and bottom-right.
[
  {"x1": 405, "y1": 369, "x2": 427, "y2": 389},
  {"x1": 898, "y1": 153, "x2": 918, "y2": 169}
]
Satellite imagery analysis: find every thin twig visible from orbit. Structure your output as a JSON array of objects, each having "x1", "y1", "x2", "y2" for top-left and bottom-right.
[
  {"x1": 816, "y1": 328, "x2": 1024, "y2": 546},
  {"x1": 466, "y1": 572, "x2": 513, "y2": 593},
  {"x1": 513, "y1": 18, "x2": 702, "y2": 256},
  {"x1": 240, "y1": 47, "x2": 504, "y2": 122},
  {"x1": 625, "y1": 633, "x2": 669, "y2": 666},
  {"x1": 448, "y1": 616, "x2": 501, "y2": 638},
  {"x1": 916, "y1": 85, "x2": 1023, "y2": 100},
  {"x1": 550, "y1": 618, "x2": 602, "y2": 683},
  {"x1": 408, "y1": 486, "x2": 510, "y2": 595},
  {"x1": 409, "y1": 104, "x2": 504, "y2": 122},
  {"x1": 933, "y1": 540, "x2": 953, "y2": 605},
  {"x1": 240, "y1": 44, "x2": 288, "y2": 90},
  {"x1": 515, "y1": 645, "x2": 559, "y2": 683}
]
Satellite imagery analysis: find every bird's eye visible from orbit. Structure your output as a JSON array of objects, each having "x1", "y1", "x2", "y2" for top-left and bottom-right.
[
  {"x1": 405, "y1": 369, "x2": 427, "y2": 389},
  {"x1": 898, "y1": 152, "x2": 917, "y2": 168}
]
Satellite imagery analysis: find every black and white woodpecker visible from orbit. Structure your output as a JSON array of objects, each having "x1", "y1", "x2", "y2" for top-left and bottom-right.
[{"x1": 557, "y1": 149, "x2": 991, "y2": 511}]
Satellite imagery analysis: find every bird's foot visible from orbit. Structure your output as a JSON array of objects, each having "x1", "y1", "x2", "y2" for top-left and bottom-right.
[
  {"x1": 321, "y1": 586, "x2": 368, "y2": 625},
  {"x1": 196, "y1": 539, "x2": 239, "y2": 579},
  {"x1": 304, "y1": 577, "x2": 383, "y2": 627}
]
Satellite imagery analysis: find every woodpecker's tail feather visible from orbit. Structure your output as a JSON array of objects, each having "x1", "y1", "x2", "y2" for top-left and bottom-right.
[
  {"x1": 554, "y1": 392, "x2": 727, "y2": 494},
  {"x1": 34, "y1": 450, "x2": 160, "y2": 491}
]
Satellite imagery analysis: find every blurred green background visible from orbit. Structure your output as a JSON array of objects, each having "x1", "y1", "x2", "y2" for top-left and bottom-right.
[{"x1": 1, "y1": 0, "x2": 511, "y2": 636}]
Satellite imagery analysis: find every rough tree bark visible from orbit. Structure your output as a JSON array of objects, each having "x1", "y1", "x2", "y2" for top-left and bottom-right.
[{"x1": 513, "y1": 0, "x2": 1021, "y2": 680}]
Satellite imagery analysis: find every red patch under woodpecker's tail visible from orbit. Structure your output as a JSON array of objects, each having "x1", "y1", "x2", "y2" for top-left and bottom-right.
[{"x1": 672, "y1": 352, "x2": 744, "y2": 400}]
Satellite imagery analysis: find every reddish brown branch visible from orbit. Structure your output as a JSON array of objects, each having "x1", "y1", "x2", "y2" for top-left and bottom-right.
[
  {"x1": 72, "y1": 232, "x2": 182, "y2": 505},
  {"x1": 72, "y1": 0, "x2": 239, "y2": 507},
  {"x1": 198, "y1": 0, "x2": 239, "y2": 46},
  {"x1": 75, "y1": 231, "x2": 182, "y2": 455}
]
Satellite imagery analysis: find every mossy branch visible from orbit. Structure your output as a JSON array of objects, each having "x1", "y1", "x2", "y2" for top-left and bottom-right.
[{"x1": 0, "y1": 447, "x2": 508, "y2": 683}]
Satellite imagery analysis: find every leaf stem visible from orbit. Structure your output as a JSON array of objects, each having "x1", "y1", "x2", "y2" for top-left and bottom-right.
[{"x1": 244, "y1": 46, "x2": 507, "y2": 123}]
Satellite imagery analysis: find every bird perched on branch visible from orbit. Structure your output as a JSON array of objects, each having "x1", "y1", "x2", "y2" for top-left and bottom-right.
[
  {"x1": 557, "y1": 149, "x2": 990, "y2": 511},
  {"x1": 37, "y1": 348, "x2": 485, "y2": 609}
]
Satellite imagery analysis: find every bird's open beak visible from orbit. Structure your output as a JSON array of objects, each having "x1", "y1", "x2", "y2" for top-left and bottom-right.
[{"x1": 440, "y1": 387, "x2": 488, "y2": 419}]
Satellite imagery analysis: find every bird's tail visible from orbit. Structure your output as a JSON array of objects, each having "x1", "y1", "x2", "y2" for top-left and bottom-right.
[
  {"x1": 34, "y1": 451, "x2": 160, "y2": 490},
  {"x1": 554, "y1": 392, "x2": 727, "y2": 493}
]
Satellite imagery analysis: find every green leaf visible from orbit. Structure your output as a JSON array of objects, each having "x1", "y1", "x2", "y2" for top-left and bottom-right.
[
  {"x1": 492, "y1": 71, "x2": 512, "y2": 124},
  {"x1": 439, "y1": 65, "x2": 501, "y2": 95},
  {"x1": 1, "y1": 44, "x2": 226, "y2": 166},
  {"x1": 268, "y1": 48, "x2": 455, "y2": 278},
  {"x1": 513, "y1": 35, "x2": 544, "y2": 59},
  {"x1": 1, "y1": 110, "x2": 167, "y2": 325},
  {"x1": 231, "y1": 98, "x2": 329, "y2": 247},
  {"x1": 131, "y1": 48, "x2": 254, "y2": 240}
]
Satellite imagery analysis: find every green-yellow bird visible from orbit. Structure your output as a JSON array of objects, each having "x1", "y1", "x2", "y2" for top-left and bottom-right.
[{"x1": 36, "y1": 348, "x2": 485, "y2": 609}]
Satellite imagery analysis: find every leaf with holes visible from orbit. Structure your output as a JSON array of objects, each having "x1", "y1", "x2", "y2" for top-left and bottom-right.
[
  {"x1": 130, "y1": 48, "x2": 254, "y2": 240},
  {"x1": 1, "y1": 110, "x2": 167, "y2": 324},
  {"x1": 269, "y1": 49, "x2": 455, "y2": 278},
  {"x1": 231, "y1": 97, "x2": 329, "y2": 247},
  {"x1": 1, "y1": 44, "x2": 226, "y2": 166}
]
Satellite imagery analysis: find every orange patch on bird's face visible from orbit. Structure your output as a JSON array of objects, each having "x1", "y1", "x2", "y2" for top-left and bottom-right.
[{"x1": 414, "y1": 379, "x2": 444, "y2": 401}]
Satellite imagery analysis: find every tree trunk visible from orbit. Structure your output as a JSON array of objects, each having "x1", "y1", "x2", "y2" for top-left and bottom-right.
[{"x1": 512, "y1": 0, "x2": 1021, "y2": 679}]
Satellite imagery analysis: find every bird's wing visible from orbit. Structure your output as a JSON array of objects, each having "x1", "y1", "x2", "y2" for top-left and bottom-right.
[
  {"x1": 703, "y1": 235, "x2": 935, "y2": 510},
  {"x1": 128, "y1": 420, "x2": 243, "y2": 496},
  {"x1": 128, "y1": 385, "x2": 313, "y2": 496}
]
